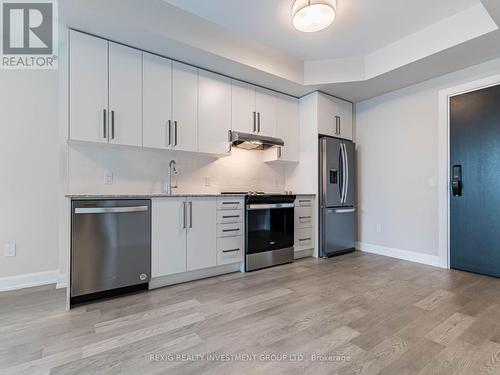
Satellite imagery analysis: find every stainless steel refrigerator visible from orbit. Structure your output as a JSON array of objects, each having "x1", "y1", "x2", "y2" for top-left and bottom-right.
[{"x1": 319, "y1": 136, "x2": 356, "y2": 257}]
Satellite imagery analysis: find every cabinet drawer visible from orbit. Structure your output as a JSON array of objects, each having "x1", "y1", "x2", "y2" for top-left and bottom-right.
[
  {"x1": 295, "y1": 227, "x2": 313, "y2": 251},
  {"x1": 295, "y1": 207, "x2": 313, "y2": 229},
  {"x1": 217, "y1": 222, "x2": 243, "y2": 238},
  {"x1": 217, "y1": 236, "x2": 244, "y2": 265},
  {"x1": 217, "y1": 198, "x2": 244, "y2": 211},
  {"x1": 217, "y1": 210, "x2": 243, "y2": 224},
  {"x1": 296, "y1": 197, "x2": 313, "y2": 207}
]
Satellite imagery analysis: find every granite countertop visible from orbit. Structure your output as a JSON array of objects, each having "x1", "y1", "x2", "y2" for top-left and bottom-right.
[{"x1": 66, "y1": 193, "x2": 247, "y2": 199}]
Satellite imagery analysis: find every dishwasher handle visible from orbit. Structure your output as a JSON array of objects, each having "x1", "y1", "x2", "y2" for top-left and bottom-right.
[{"x1": 74, "y1": 206, "x2": 149, "y2": 214}]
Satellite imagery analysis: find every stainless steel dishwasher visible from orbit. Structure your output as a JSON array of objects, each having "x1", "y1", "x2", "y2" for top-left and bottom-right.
[{"x1": 71, "y1": 199, "x2": 151, "y2": 304}]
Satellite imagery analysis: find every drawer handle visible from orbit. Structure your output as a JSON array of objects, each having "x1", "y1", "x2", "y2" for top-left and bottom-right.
[
  {"x1": 222, "y1": 215, "x2": 240, "y2": 219},
  {"x1": 299, "y1": 237, "x2": 311, "y2": 242},
  {"x1": 299, "y1": 216, "x2": 311, "y2": 220},
  {"x1": 223, "y1": 248, "x2": 240, "y2": 253},
  {"x1": 222, "y1": 228, "x2": 240, "y2": 232},
  {"x1": 222, "y1": 202, "x2": 240, "y2": 205}
]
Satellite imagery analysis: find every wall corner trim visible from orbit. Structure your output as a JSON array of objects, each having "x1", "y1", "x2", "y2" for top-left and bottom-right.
[
  {"x1": 0, "y1": 270, "x2": 65, "y2": 292},
  {"x1": 357, "y1": 242, "x2": 446, "y2": 269}
]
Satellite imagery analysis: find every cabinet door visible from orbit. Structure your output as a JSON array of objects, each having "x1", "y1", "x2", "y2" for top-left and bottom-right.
[
  {"x1": 198, "y1": 70, "x2": 231, "y2": 155},
  {"x1": 108, "y1": 42, "x2": 142, "y2": 146},
  {"x1": 276, "y1": 94, "x2": 299, "y2": 162},
  {"x1": 186, "y1": 197, "x2": 217, "y2": 271},
  {"x1": 231, "y1": 80, "x2": 256, "y2": 134},
  {"x1": 317, "y1": 93, "x2": 338, "y2": 137},
  {"x1": 255, "y1": 87, "x2": 276, "y2": 137},
  {"x1": 333, "y1": 97, "x2": 353, "y2": 141},
  {"x1": 143, "y1": 52, "x2": 172, "y2": 149},
  {"x1": 172, "y1": 61, "x2": 198, "y2": 152},
  {"x1": 151, "y1": 198, "x2": 187, "y2": 277},
  {"x1": 69, "y1": 31, "x2": 108, "y2": 143}
]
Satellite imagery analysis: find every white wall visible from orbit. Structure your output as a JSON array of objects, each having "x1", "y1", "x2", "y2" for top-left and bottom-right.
[
  {"x1": 0, "y1": 70, "x2": 60, "y2": 278},
  {"x1": 355, "y1": 56, "x2": 500, "y2": 261}
]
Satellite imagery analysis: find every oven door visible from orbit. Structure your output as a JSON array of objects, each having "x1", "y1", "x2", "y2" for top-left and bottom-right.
[{"x1": 246, "y1": 203, "x2": 294, "y2": 255}]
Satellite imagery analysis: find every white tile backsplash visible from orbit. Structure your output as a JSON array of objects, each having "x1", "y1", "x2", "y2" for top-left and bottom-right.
[{"x1": 67, "y1": 143, "x2": 286, "y2": 194}]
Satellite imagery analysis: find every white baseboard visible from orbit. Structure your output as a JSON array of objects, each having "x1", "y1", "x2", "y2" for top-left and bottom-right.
[
  {"x1": 56, "y1": 273, "x2": 68, "y2": 289},
  {"x1": 357, "y1": 242, "x2": 446, "y2": 269},
  {"x1": 0, "y1": 270, "x2": 67, "y2": 292}
]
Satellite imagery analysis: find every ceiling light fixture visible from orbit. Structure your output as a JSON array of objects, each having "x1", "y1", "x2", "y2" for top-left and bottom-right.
[{"x1": 292, "y1": 0, "x2": 336, "y2": 33}]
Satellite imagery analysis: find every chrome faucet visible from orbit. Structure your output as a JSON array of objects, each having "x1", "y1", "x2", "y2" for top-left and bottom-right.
[{"x1": 164, "y1": 160, "x2": 178, "y2": 195}]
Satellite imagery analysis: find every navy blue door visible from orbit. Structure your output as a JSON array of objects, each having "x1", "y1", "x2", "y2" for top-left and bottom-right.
[{"x1": 450, "y1": 84, "x2": 500, "y2": 277}]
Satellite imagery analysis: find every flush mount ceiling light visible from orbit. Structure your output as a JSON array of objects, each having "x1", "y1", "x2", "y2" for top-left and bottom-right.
[{"x1": 292, "y1": 0, "x2": 336, "y2": 33}]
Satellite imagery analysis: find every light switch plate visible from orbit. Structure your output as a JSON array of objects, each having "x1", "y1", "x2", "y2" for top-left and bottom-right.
[{"x1": 4, "y1": 241, "x2": 16, "y2": 257}]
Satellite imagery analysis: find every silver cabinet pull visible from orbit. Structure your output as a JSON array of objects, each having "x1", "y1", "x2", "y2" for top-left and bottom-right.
[
  {"x1": 278, "y1": 147, "x2": 282, "y2": 159},
  {"x1": 299, "y1": 216, "x2": 311, "y2": 220},
  {"x1": 222, "y1": 228, "x2": 240, "y2": 232},
  {"x1": 222, "y1": 201, "x2": 240, "y2": 205},
  {"x1": 338, "y1": 116, "x2": 341, "y2": 135},
  {"x1": 222, "y1": 248, "x2": 240, "y2": 253},
  {"x1": 222, "y1": 215, "x2": 240, "y2": 219},
  {"x1": 174, "y1": 121, "x2": 178, "y2": 147},
  {"x1": 167, "y1": 120, "x2": 172, "y2": 146},
  {"x1": 189, "y1": 201, "x2": 193, "y2": 228},
  {"x1": 111, "y1": 110, "x2": 115, "y2": 139},
  {"x1": 253, "y1": 111, "x2": 256, "y2": 132},
  {"x1": 257, "y1": 112, "x2": 261, "y2": 133},
  {"x1": 103, "y1": 109, "x2": 107, "y2": 139},
  {"x1": 182, "y1": 201, "x2": 187, "y2": 229},
  {"x1": 299, "y1": 237, "x2": 311, "y2": 242}
]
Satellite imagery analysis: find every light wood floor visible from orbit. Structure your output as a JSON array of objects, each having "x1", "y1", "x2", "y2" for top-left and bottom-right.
[{"x1": 2, "y1": 252, "x2": 500, "y2": 374}]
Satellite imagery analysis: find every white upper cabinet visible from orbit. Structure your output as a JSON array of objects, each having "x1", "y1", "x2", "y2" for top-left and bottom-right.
[
  {"x1": 255, "y1": 87, "x2": 277, "y2": 137},
  {"x1": 108, "y1": 42, "x2": 143, "y2": 147},
  {"x1": 186, "y1": 197, "x2": 217, "y2": 271},
  {"x1": 69, "y1": 31, "x2": 109, "y2": 143},
  {"x1": 172, "y1": 62, "x2": 198, "y2": 152},
  {"x1": 142, "y1": 52, "x2": 172, "y2": 149},
  {"x1": 151, "y1": 197, "x2": 187, "y2": 278},
  {"x1": 277, "y1": 94, "x2": 300, "y2": 162},
  {"x1": 231, "y1": 80, "x2": 256, "y2": 134},
  {"x1": 198, "y1": 70, "x2": 231, "y2": 155},
  {"x1": 317, "y1": 92, "x2": 353, "y2": 140}
]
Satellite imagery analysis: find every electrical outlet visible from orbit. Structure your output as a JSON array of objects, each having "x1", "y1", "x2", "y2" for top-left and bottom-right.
[
  {"x1": 4, "y1": 241, "x2": 16, "y2": 257},
  {"x1": 204, "y1": 177, "x2": 211, "y2": 187},
  {"x1": 376, "y1": 224, "x2": 382, "y2": 233},
  {"x1": 104, "y1": 171, "x2": 113, "y2": 185}
]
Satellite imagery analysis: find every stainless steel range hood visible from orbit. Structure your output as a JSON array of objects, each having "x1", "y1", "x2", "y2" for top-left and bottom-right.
[{"x1": 230, "y1": 131, "x2": 284, "y2": 150}]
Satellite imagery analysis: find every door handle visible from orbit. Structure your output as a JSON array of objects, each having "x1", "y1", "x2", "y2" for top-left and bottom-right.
[
  {"x1": 174, "y1": 121, "x2": 178, "y2": 147},
  {"x1": 451, "y1": 165, "x2": 462, "y2": 197},
  {"x1": 182, "y1": 201, "x2": 187, "y2": 229},
  {"x1": 257, "y1": 112, "x2": 261, "y2": 133},
  {"x1": 253, "y1": 111, "x2": 256, "y2": 132},
  {"x1": 189, "y1": 201, "x2": 193, "y2": 228},
  {"x1": 111, "y1": 110, "x2": 115, "y2": 140},
  {"x1": 103, "y1": 109, "x2": 107, "y2": 139},
  {"x1": 167, "y1": 120, "x2": 172, "y2": 146}
]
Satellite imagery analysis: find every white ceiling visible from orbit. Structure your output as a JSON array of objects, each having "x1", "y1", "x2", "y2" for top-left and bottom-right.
[
  {"x1": 163, "y1": 0, "x2": 480, "y2": 60},
  {"x1": 62, "y1": 0, "x2": 500, "y2": 102}
]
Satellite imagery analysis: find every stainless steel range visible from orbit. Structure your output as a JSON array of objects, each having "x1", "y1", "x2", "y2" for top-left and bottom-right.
[{"x1": 223, "y1": 192, "x2": 295, "y2": 271}]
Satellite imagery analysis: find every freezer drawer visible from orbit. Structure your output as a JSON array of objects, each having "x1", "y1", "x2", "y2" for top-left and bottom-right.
[{"x1": 320, "y1": 207, "x2": 356, "y2": 256}]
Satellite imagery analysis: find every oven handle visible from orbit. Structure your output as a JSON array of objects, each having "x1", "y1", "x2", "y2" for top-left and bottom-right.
[{"x1": 246, "y1": 203, "x2": 295, "y2": 210}]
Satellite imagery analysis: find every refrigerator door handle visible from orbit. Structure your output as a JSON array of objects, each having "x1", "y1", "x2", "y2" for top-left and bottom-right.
[
  {"x1": 322, "y1": 138, "x2": 328, "y2": 206},
  {"x1": 338, "y1": 143, "x2": 344, "y2": 203},
  {"x1": 343, "y1": 143, "x2": 349, "y2": 204},
  {"x1": 334, "y1": 208, "x2": 356, "y2": 214},
  {"x1": 340, "y1": 143, "x2": 346, "y2": 203}
]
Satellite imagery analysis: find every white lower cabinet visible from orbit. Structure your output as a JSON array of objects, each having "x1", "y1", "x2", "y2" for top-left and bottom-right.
[
  {"x1": 294, "y1": 195, "x2": 315, "y2": 256},
  {"x1": 186, "y1": 197, "x2": 217, "y2": 271},
  {"x1": 152, "y1": 197, "x2": 187, "y2": 277},
  {"x1": 152, "y1": 196, "x2": 242, "y2": 281}
]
